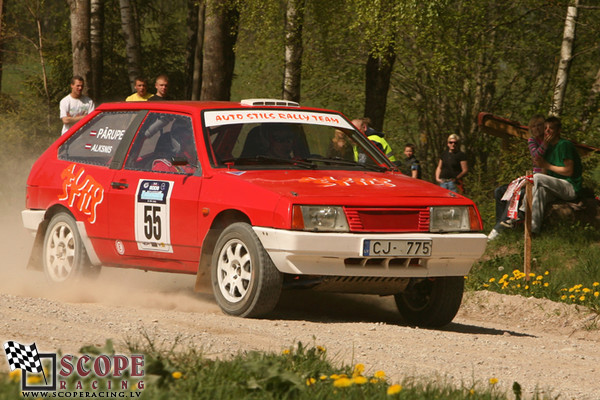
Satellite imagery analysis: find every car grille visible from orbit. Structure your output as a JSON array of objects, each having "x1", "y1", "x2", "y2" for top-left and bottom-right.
[{"x1": 344, "y1": 207, "x2": 430, "y2": 232}]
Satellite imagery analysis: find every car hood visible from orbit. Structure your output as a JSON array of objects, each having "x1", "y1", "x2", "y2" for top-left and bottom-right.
[{"x1": 213, "y1": 169, "x2": 472, "y2": 206}]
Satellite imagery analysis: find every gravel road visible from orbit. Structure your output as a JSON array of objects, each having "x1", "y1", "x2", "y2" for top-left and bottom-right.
[{"x1": 1, "y1": 195, "x2": 599, "y2": 400}]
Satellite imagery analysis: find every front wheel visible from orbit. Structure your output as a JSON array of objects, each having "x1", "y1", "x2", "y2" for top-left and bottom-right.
[
  {"x1": 211, "y1": 222, "x2": 283, "y2": 318},
  {"x1": 394, "y1": 276, "x2": 464, "y2": 327},
  {"x1": 43, "y1": 213, "x2": 101, "y2": 284}
]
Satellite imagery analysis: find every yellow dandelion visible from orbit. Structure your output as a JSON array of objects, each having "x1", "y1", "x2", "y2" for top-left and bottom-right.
[
  {"x1": 470, "y1": 388, "x2": 475, "y2": 395},
  {"x1": 333, "y1": 377, "x2": 353, "y2": 388},
  {"x1": 488, "y1": 278, "x2": 496, "y2": 283},
  {"x1": 544, "y1": 271, "x2": 550, "y2": 275},
  {"x1": 483, "y1": 283, "x2": 489, "y2": 288},
  {"x1": 317, "y1": 345, "x2": 326, "y2": 353},
  {"x1": 536, "y1": 275, "x2": 543, "y2": 281},
  {"x1": 593, "y1": 282, "x2": 599, "y2": 287},
  {"x1": 172, "y1": 371, "x2": 183, "y2": 379},
  {"x1": 9, "y1": 370, "x2": 21, "y2": 382},
  {"x1": 544, "y1": 282, "x2": 549, "y2": 287},
  {"x1": 594, "y1": 292, "x2": 599, "y2": 298},
  {"x1": 374, "y1": 370, "x2": 386, "y2": 379},
  {"x1": 489, "y1": 378, "x2": 499, "y2": 385},
  {"x1": 353, "y1": 376, "x2": 368, "y2": 385},
  {"x1": 320, "y1": 375, "x2": 328, "y2": 380},
  {"x1": 282, "y1": 349, "x2": 291, "y2": 355},
  {"x1": 524, "y1": 285, "x2": 529, "y2": 290},
  {"x1": 370, "y1": 378, "x2": 379, "y2": 384},
  {"x1": 306, "y1": 377, "x2": 316, "y2": 386},
  {"x1": 387, "y1": 384, "x2": 402, "y2": 395},
  {"x1": 583, "y1": 288, "x2": 591, "y2": 293},
  {"x1": 561, "y1": 295, "x2": 567, "y2": 300},
  {"x1": 579, "y1": 295, "x2": 586, "y2": 301},
  {"x1": 569, "y1": 294, "x2": 575, "y2": 299},
  {"x1": 353, "y1": 363, "x2": 365, "y2": 377}
]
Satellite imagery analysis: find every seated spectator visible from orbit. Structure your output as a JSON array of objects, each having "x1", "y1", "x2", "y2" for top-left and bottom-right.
[{"x1": 489, "y1": 114, "x2": 547, "y2": 240}]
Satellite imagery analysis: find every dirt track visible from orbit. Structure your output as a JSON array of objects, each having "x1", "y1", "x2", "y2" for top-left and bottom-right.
[{"x1": 2, "y1": 184, "x2": 600, "y2": 400}]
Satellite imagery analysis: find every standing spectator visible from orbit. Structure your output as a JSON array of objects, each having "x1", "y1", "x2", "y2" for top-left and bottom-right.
[
  {"x1": 59, "y1": 76, "x2": 95, "y2": 135},
  {"x1": 529, "y1": 116, "x2": 582, "y2": 234},
  {"x1": 125, "y1": 77, "x2": 153, "y2": 101},
  {"x1": 435, "y1": 134, "x2": 468, "y2": 193},
  {"x1": 147, "y1": 75, "x2": 171, "y2": 101},
  {"x1": 362, "y1": 117, "x2": 397, "y2": 163},
  {"x1": 401, "y1": 143, "x2": 421, "y2": 178}
]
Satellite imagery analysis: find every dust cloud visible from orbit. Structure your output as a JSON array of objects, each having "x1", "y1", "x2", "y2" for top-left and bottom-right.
[{"x1": 0, "y1": 155, "x2": 220, "y2": 316}]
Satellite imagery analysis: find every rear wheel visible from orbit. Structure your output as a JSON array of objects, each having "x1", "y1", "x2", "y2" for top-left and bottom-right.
[
  {"x1": 43, "y1": 213, "x2": 100, "y2": 284},
  {"x1": 394, "y1": 276, "x2": 464, "y2": 327},
  {"x1": 211, "y1": 222, "x2": 282, "y2": 317}
]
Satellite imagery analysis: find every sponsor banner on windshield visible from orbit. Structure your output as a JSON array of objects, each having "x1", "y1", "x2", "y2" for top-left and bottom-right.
[{"x1": 203, "y1": 110, "x2": 354, "y2": 129}]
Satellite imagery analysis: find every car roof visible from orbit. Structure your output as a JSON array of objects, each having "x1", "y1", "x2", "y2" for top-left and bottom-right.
[{"x1": 95, "y1": 100, "x2": 335, "y2": 114}]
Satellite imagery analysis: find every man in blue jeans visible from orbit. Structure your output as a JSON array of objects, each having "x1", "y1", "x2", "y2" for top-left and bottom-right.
[{"x1": 530, "y1": 116, "x2": 582, "y2": 234}]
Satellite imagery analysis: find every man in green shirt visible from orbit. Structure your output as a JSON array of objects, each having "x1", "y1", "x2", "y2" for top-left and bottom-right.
[{"x1": 531, "y1": 116, "x2": 582, "y2": 233}]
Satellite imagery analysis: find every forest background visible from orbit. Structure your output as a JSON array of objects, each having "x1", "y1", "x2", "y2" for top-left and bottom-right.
[{"x1": 1, "y1": 0, "x2": 600, "y2": 229}]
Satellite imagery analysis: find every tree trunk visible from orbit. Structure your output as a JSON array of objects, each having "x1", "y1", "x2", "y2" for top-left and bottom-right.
[
  {"x1": 550, "y1": 0, "x2": 579, "y2": 116},
  {"x1": 364, "y1": 46, "x2": 396, "y2": 132},
  {"x1": 67, "y1": 0, "x2": 92, "y2": 98},
  {"x1": 282, "y1": 0, "x2": 305, "y2": 102},
  {"x1": 185, "y1": 0, "x2": 199, "y2": 100},
  {"x1": 90, "y1": 0, "x2": 104, "y2": 101},
  {"x1": 200, "y1": 0, "x2": 238, "y2": 101},
  {"x1": 0, "y1": 0, "x2": 4, "y2": 95},
  {"x1": 191, "y1": 0, "x2": 205, "y2": 100},
  {"x1": 119, "y1": 0, "x2": 141, "y2": 91},
  {"x1": 580, "y1": 66, "x2": 600, "y2": 132}
]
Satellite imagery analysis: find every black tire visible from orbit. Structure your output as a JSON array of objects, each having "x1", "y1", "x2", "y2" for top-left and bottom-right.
[
  {"x1": 211, "y1": 222, "x2": 283, "y2": 318},
  {"x1": 394, "y1": 276, "x2": 464, "y2": 328},
  {"x1": 42, "y1": 213, "x2": 101, "y2": 284}
]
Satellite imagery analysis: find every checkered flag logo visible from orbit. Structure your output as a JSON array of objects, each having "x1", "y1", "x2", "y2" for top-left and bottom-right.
[{"x1": 3, "y1": 341, "x2": 43, "y2": 373}]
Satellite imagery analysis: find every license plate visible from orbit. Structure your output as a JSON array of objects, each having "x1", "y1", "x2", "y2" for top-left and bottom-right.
[{"x1": 362, "y1": 240, "x2": 432, "y2": 257}]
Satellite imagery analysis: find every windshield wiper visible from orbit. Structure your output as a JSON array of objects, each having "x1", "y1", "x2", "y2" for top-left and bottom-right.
[
  {"x1": 301, "y1": 157, "x2": 389, "y2": 172},
  {"x1": 221, "y1": 156, "x2": 316, "y2": 169}
]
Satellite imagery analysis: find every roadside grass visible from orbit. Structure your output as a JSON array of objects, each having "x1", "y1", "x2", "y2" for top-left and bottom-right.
[
  {"x1": 0, "y1": 339, "x2": 529, "y2": 399},
  {"x1": 468, "y1": 221, "x2": 600, "y2": 314}
]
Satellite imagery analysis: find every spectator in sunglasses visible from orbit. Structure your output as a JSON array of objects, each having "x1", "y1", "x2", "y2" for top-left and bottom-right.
[{"x1": 435, "y1": 134, "x2": 468, "y2": 193}]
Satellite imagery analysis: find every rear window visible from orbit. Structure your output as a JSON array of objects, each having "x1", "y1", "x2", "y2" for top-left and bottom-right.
[{"x1": 58, "y1": 111, "x2": 139, "y2": 167}]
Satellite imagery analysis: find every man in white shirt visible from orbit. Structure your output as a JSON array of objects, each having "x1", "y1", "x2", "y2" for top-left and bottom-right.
[{"x1": 60, "y1": 76, "x2": 95, "y2": 135}]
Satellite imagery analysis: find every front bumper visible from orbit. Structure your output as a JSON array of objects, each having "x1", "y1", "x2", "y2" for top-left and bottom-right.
[{"x1": 253, "y1": 227, "x2": 487, "y2": 277}]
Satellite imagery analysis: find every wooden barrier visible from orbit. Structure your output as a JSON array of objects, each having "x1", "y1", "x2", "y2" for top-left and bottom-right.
[{"x1": 523, "y1": 171, "x2": 533, "y2": 281}]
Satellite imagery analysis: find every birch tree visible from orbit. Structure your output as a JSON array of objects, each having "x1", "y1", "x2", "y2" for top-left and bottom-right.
[
  {"x1": 119, "y1": 0, "x2": 141, "y2": 92},
  {"x1": 282, "y1": 0, "x2": 305, "y2": 102},
  {"x1": 550, "y1": 0, "x2": 579, "y2": 116}
]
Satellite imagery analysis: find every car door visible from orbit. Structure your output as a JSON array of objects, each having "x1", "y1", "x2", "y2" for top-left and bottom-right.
[{"x1": 105, "y1": 112, "x2": 203, "y2": 272}]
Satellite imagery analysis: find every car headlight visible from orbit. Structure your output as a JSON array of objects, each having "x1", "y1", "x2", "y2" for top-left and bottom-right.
[
  {"x1": 429, "y1": 206, "x2": 481, "y2": 232},
  {"x1": 292, "y1": 205, "x2": 349, "y2": 232}
]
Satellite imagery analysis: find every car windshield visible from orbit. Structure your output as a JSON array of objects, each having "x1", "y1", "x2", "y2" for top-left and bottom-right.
[{"x1": 202, "y1": 109, "x2": 392, "y2": 171}]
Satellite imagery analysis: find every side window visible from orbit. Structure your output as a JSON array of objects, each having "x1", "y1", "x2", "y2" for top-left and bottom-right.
[
  {"x1": 124, "y1": 113, "x2": 198, "y2": 174},
  {"x1": 58, "y1": 111, "x2": 138, "y2": 167}
]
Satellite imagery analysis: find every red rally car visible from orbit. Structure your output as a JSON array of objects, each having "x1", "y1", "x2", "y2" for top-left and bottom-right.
[{"x1": 22, "y1": 99, "x2": 487, "y2": 327}]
